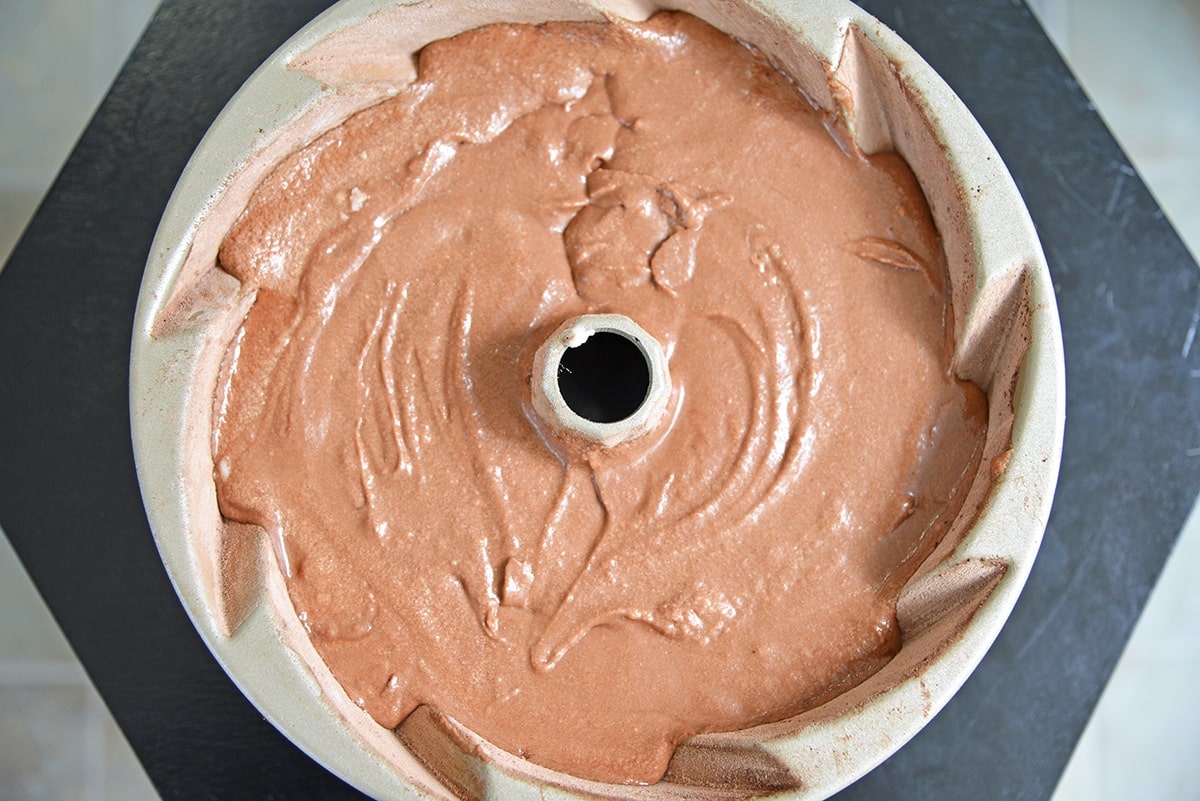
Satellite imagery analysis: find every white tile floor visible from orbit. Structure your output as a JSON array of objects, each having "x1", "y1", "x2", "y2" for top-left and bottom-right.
[{"x1": 0, "y1": 2, "x2": 1197, "y2": 800}]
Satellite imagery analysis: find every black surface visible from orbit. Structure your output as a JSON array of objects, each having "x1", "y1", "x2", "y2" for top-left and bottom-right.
[{"x1": 1, "y1": 1, "x2": 1197, "y2": 800}]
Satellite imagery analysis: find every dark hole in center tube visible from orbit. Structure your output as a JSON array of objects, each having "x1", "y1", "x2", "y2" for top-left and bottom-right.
[{"x1": 557, "y1": 331, "x2": 650, "y2": 424}]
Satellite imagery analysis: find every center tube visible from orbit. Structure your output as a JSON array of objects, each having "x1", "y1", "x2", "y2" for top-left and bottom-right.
[{"x1": 529, "y1": 314, "x2": 672, "y2": 448}]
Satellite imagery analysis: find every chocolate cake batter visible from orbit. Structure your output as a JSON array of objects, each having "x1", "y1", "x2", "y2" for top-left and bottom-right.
[{"x1": 212, "y1": 12, "x2": 986, "y2": 784}]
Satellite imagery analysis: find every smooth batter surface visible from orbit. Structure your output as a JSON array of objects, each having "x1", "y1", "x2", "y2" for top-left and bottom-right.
[{"x1": 212, "y1": 13, "x2": 986, "y2": 784}]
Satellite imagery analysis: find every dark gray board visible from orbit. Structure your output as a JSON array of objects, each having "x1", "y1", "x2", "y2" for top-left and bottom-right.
[{"x1": 1, "y1": 1, "x2": 1197, "y2": 799}]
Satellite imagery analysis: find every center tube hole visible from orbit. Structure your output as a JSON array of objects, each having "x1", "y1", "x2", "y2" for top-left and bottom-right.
[{"x1": 557, "y1": 331, "x2": 651, "y2": 424}]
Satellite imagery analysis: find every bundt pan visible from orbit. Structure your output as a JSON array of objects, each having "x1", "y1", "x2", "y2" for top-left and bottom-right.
[{"x1": 130, "y1": 1, "x2": 1066, "y2": 799}]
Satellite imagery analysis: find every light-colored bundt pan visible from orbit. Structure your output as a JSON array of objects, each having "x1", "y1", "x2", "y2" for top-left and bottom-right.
[{"x1": 130, "y1": 1, "x2": 1066, "y2": 799}]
